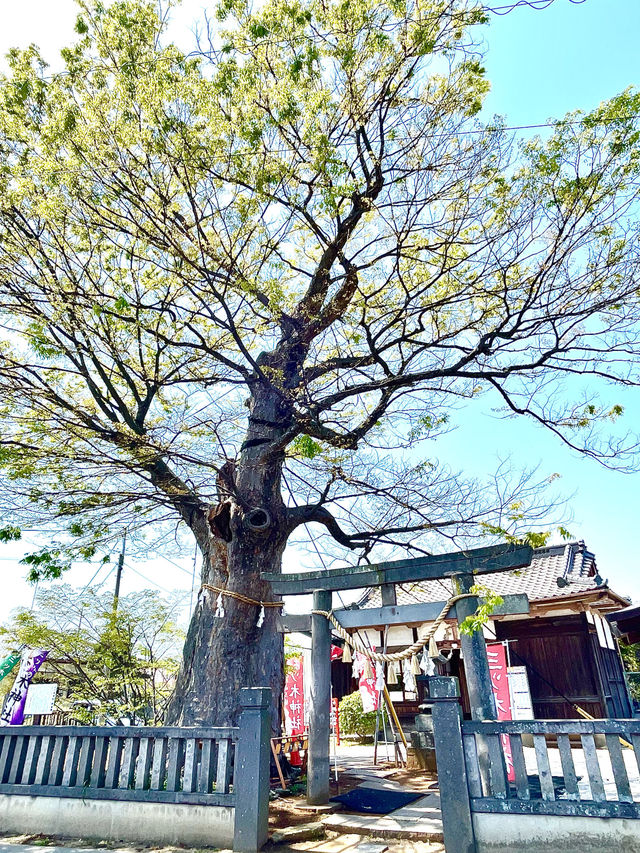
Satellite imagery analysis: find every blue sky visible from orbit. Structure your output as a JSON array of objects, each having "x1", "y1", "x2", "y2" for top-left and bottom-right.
[
  {"x1": 0, "y1": 0, "x2": 638, "y2": 619},
  {"x1": 460, "y1": 0, "x2": 640, "y2": 594}
]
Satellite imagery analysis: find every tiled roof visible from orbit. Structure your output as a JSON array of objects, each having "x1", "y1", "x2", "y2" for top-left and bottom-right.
[{"x1": 361, "y1": 541, "x2": 617, "y2": 610}]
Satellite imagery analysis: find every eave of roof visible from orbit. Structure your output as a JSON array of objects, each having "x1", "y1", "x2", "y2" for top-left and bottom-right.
[
  {"x1": 358, "y1": 541, "x2": 630, "y2": 614},
  {"x1": 530, "y1": 587, "x2": 629, "y2": 611}
]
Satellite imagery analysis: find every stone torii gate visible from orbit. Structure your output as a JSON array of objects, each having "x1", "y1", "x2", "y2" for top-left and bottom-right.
[{"x1": 265, "y1": 542, "x2": 533, "y2": 804}]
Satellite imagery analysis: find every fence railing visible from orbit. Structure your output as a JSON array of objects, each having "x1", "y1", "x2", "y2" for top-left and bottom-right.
[
  {"x1": 462, "y1": 718, "x2": 640, "y2": 819},
  {"x1": 0, "y1": 686, "x2": 271, "y2": 853},
  {"x1": 428, "y1": 676, "x2": 640, "y2": 853},
  {"x1": 0, "y1": 724, "x2": 237, "y2": 805}
]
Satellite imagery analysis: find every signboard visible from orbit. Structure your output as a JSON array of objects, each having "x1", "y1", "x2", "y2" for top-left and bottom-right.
[
  {"x1": 24, "y1": 683, "x2": 58, "y2": 716},
  {"x1": 487, "y1": 643, "x2": 514, "y2": 782},
  {"x1": 508, "y1": 666, "x2": 534, "y2": 720}
]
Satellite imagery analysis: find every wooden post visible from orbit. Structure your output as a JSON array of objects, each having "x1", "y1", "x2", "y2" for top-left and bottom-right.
[
  {"x1": 381, "y1": 583, "x2": 397, "y2": 606},
  {"x1": 234, "y1": 687, "x2": 271, "y2": 853},
  {"x1": 429, "y1": 676, "x2": 477, "y2": 853},
  {"x1": 308, "y1": 589, "x2": 332, "y2": 804}
]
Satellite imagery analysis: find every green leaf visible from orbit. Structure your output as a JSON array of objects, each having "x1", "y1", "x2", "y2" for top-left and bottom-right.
[{"x1": 0, "y1": 526, "x2": 21, "y2": 543}]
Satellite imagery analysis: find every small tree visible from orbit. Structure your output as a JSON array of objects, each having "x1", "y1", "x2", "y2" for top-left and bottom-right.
[
  {"x1": 338, "y1": 690, "x2": 387, "y2": 739},
  {"x1": 0, "y1": 586, "x2": 185, "y2": 724},
  {"x1": 620, "y1": 642, "x2": 640, "y2": 703}
]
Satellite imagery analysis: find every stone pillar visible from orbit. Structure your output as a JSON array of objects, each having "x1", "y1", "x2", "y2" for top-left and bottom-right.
[
  {"x1": 454, "y1": 573, "x2": 497, "y2": 721},
  {"x1": 307, "y1": 589, "x2": 332, "y2": 804},
  {"x1": 233, "y1": 687, "x2": 271, "y2": 852},
  {"x1": 429, "y1": 676, "x2": 477, "y2": 853},
  {"x1": 454, "y1": 573, "x2": 498, "y2": 792}
]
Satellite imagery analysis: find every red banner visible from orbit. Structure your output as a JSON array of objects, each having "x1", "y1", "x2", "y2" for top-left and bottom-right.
[
  {"x1": 354, "y1": 652, "x2": 378, "y2": 712},
  {"x1": 486, "y1": 643, "x2": 514, "y2": 782},
  {"x1": 283, "y1": 656, "x2": 305, "y2": 736},
  {"x1": 330, "y1": 644, "x2": 343, "y2": 661}
]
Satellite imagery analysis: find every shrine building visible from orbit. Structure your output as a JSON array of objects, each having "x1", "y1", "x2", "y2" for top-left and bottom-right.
[{"x1": 330, "y1": 540, "x2": 634, "y2": 721}]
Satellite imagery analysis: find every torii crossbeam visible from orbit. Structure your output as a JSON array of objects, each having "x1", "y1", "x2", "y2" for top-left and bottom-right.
[
  {"x1": 263, "y1": 542, "x2": 533, "y2": 594},
  {"x1": 263, "y1": 542, "x2": 533, "y2": 804}
]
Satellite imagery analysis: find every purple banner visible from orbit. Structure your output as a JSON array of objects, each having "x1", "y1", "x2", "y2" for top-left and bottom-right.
[{"x1": 0, "y1": 649, "x2": 49, "y2": 726}]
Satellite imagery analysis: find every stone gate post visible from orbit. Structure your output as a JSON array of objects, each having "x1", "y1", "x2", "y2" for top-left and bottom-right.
[
  {"x1": 429, "y1": 676, "x2": 477, "y2": 853},
  {"x1": 234, "y1": 687, "x2": 271, "y2": 852}
]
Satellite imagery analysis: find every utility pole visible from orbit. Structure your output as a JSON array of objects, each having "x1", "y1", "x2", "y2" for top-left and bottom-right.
[{"x1": 113, "y1": 531, "x2": 127, "y2": 611}]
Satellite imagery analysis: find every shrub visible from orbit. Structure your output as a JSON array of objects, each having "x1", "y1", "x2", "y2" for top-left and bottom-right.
[{"x1": 338, "y1": 690, "x2": 386, "y2": 737}]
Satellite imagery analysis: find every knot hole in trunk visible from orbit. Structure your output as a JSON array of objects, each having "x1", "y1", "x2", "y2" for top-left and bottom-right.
[{"x1": 245, "y1": 507, "x2": 271, "y2": 533}]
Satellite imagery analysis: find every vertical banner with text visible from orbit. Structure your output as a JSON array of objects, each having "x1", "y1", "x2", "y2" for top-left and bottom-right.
[
  {"x1": 284, "y1": 655, "x2": 305, "y2": 736},
  {"x1": 486, "y1": 642, "x2": 514, "y2": 782},
  {"x1": 330, "y1": 696, "x2": 340, "y2": 745},
  {"x1": 0, "y1": 649, "x2": 49, "y2": 726}
]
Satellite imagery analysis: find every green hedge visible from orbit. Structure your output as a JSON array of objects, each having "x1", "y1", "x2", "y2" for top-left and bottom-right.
[{"x1": 338, "y1": 690, "x2": 386, "y2": 737}]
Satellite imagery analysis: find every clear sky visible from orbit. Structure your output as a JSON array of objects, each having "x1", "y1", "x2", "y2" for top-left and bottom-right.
[
  {"x1": 450, "y1": 0, "x2": 640, "y2": 597},
  {"x1": 0, "y1": 0, "x2": 638, "y2": 622}
]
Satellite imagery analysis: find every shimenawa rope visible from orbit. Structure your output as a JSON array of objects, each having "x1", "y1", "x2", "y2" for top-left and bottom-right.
[
  {"x1": 201, "y1": 583, "x2": 284, "y2": 627},
  {"x1": 201, "y1": 583, "x2": 284, "y2": 609},
  {"x1": 311, "y1": 593, "x2": 476, "y2": 663}
]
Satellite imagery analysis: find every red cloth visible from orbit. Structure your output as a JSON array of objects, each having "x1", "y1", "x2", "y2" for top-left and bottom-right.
[{"x1": 283, "y1": 656, "x2": 305, "y2": 735}]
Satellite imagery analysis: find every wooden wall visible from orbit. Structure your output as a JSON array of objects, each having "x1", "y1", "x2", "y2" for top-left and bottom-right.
[{"x1": 494, "y1": 613, "x2": 632, "y2": 719}]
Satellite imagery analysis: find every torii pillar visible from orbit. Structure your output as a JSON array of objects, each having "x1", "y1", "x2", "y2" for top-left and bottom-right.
[
  {"x1": 266, "y1": 542, "x2": 532, "y2": 804},
  {"x1": 308, "y1": 590, "x2": 332, "y2": 804},
  {"x1": 454, "y1": 573, "x2": 497, "y2": 720}
]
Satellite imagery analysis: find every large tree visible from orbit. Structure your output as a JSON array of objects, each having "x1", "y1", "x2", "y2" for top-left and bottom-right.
[{"x1": 0, "y1": 0, "x2": 639, "y2": 725}]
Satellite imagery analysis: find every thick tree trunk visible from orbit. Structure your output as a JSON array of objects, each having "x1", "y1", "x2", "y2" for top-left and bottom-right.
[
  {"x1": 163, "y1": 537, "x2": 285, "y2": 728},
  {"x1": 165, "y1": 380, "x2": 291, "y2": 729}
]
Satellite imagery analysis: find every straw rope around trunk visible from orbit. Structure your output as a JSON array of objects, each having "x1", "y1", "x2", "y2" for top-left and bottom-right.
[
  {"x1": 311, "y1": 593, "x2": 477, "y2": 663},
  {"x1": 201, "y1": 583, "x2": 284, "y2": 608}
]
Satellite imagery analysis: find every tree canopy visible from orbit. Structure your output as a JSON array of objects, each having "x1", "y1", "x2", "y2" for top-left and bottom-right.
[
  {"x1": 0, "y1": 0, "x2": 639, "y2": 723},
  {"x1": 0, "y1": 586, "x2": 184, "y2": 724}
]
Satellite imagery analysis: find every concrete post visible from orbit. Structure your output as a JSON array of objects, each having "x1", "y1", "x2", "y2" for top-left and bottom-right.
[
  {"x1": 233, "y1": 687, "x2": 271, "y2": 853},
  {"x1": 429, "y1": 676, "x2": 477, "y2": 853},
  {"x1": 307, "y1": 589, "x2": 332, "y2": 805}
]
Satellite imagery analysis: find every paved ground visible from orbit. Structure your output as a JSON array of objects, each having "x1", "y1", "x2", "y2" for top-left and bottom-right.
[
  {"x1": 284, "y1": 835, "x2": 443, "y2": 852},
  {"x1": 321, "y1": 743, "x2": 443, "y2": 843}
]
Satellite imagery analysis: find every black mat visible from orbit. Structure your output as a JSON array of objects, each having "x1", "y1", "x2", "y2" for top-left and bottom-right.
[{"x1": 330, "y1": 786, "x2": 425, "y2": 814}]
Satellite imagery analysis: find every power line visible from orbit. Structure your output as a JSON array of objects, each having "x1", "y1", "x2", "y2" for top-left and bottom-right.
[
  {"x1": 78, "y1": 562, "x2": 114, "y2": 596},
  {"x1": 122, "y1": 562, "x2": 174, "y2": 595},
  {"x1": 157, "y1": 552, "x2": 198, "y2": 578},
  {"x1": 487, "y1": 0, "x2": 586, "y2": 13}
]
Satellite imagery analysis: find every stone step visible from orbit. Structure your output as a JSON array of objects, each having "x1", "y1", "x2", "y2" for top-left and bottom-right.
[
  {"x1": 270, "y1": 822, "x2": 326, "y2": 845},
  {"x1": 321, "y1": 795, "x2": 443, "y2": 844}
]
